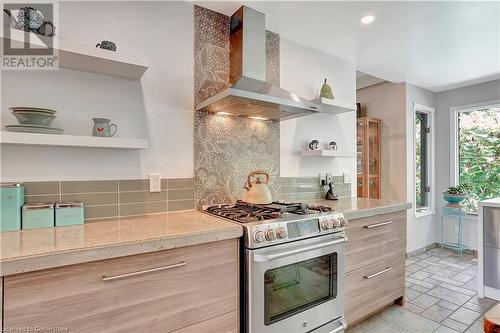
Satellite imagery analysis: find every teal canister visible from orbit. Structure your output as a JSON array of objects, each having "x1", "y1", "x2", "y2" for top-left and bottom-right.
[
  {"x1": 55, "y1": 202, "x2": 84, "y2": 226},
  {"x1": 0, "y1": 183, "x2": 24, "y2": 232},
  {"x1": 22, "y1": 202, "x2": 55, "y2": 229}
]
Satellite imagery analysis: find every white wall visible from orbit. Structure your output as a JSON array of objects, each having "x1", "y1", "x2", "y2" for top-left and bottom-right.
[
  {"x1": 356, "y1": 81, "x2": 438, "y2": 253},
  {"x1": 279, "y1": 38, "x2": 357, "y2": 193},
  {"x1": 356, "y1": 79, "x2": 499, "y2": 252},
  {"x1": 435, "y1": 79, "x2": 500, "y2": 250},
  {"x1": 405, "y1": 83, "x2": 437, "y2": 253},
  {"x1": 356, "y1": 82, "x2": 406, "y2": 202},
  {"x1": 1, "y1": 3, "x2": 359, "y2": 190},
  {"x1": 1, "y1": 1, "x2": 194, "y2": 181}
]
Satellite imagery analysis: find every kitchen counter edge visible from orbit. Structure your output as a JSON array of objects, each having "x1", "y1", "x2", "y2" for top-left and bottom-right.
[
  {"x1": 0, "y1": 211, "x2": 243, "y2": 276},
  {"x1": 310, "y1": 197, "x2": 412, "y2": 220}
]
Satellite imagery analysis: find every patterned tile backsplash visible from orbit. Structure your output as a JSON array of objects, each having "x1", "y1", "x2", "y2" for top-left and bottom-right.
[
  {"x1": 265, "y1": 30, "x2": 280, "y2": 86},
  {"x1": 193, "y1": 5, "x2": 230, "y2": 106},
  {"x1": 194, "y1": 111, "x2": 280, "y2": 207},
  {"x1": 193, "y1": 6, "x2": 282, "y2": 208},
  {"x1": 23, "y1": 178, "x2": 195, "y2": 221}
]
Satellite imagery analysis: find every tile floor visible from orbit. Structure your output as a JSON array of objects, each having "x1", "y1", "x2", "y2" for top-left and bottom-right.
[{"x1": 348, "y1": 247, "x2": 498, "y2": 333}]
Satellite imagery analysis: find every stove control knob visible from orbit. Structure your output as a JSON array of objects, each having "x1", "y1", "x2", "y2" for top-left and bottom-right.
[
  {"x1": 340, "y1": 217, "x2": 348, "y2": 227},
  {"x1": 265, "y1": 229, "x2": 276, "y2": 241},
  {"x1": 321, "y1": 219, "x2": 333, "y2": 230},
  {"x1": 253, "y1": 231, "x2": 265, "y2": 243},
  {"x1": 276, "y1": 227, "x2": 287, "y2": 239},
  {"x1": 333, "y1": 217, "x2": 342, "y2": 228}
]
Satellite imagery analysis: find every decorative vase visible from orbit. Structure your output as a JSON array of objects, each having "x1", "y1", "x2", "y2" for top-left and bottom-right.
[{"x1": 320, "y1": 78, "x2": 334, "y2": 99}]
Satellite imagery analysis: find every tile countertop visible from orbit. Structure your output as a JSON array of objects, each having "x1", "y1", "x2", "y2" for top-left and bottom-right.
[
  {"x1": 0, "y1": 211, "x2": 243, "y2": 276},
  {"x1": 308, "y1": 197, "x2": 412, "y2": 220}
]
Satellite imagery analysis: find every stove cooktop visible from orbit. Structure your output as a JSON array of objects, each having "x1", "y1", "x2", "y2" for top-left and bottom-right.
[
  {"x1": 204, "y1": 200, "x2": 333, "y2": 223},
  {"x1": 204, "y1": 200, "x2": 346, "y2": 248}
]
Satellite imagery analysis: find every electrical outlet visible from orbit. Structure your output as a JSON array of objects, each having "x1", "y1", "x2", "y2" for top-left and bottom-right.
[
  {"x1": 149, "y1": 174, "x2": 161, "y2": 193},
  {"x1": 319, "y1": 173, "x2": 326, "y2": 185}
]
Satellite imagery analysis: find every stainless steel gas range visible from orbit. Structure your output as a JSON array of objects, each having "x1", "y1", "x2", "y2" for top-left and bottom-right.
[{"x1": 204, "y1": 201, "x2": 348, "y2": 333}]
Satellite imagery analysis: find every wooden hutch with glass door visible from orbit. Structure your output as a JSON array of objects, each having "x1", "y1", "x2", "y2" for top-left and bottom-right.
[{"x1": 357, "y1": 117, "x2": 381, "y2": 199}]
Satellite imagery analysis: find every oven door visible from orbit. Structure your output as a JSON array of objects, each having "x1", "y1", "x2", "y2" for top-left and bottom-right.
[{"x1": 246, "y1": 233, "x2": 346, "y2": 333}]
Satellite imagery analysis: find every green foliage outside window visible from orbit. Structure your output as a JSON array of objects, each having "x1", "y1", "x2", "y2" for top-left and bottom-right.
[
  {"x1": 458, "y1": 108, "x2": 500, "y2": 213},
  {"x1": 415, "y1": 114, "x2": 423, "y2": 208}
]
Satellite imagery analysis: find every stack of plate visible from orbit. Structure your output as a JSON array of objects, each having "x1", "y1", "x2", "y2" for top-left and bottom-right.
[{"x1": 6, "y1": 107, "x2": 64, "y2": 134}]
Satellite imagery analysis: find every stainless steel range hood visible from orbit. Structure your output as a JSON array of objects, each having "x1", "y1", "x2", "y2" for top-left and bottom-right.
[{"x1": 195, "y1": 6, "x2": 320, "y2": 121}]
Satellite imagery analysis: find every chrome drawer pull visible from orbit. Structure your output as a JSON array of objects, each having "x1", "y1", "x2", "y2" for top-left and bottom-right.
[
  {"x1": 363, "y1": 220, "x2": 393, "y2": 229},
  {"x1": 364, "y1": 267, "x2": 392, "y2": 279},
  {"x1": 102, "y1": 261, "x2": 186, "y2": 282}
]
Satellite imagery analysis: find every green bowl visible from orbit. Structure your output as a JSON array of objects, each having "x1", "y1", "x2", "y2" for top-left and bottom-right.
[{"x1": 13, "y1": 111, "x2": 56, "y2": 126}]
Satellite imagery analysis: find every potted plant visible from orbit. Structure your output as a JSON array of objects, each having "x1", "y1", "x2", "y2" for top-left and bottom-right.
[{"x1": 443, "y1": 185, "x2": 467, "y2": 204}]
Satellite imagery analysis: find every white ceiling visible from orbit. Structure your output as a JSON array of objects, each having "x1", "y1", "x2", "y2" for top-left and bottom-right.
[{"x1": 195, "y1": 1, "x2": 500, "y2": 92}]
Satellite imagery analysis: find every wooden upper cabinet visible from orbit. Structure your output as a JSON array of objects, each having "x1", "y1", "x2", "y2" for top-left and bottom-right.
[
  {"x1": 357, "y1": 117, "x2": 381, "y2": 199},
  {"x1": 3, "y1": 239, "x2": 239, "y2": 333}
]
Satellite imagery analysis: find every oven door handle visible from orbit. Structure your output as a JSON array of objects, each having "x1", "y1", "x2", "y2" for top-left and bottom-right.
[{"x1": 253, "y1": 237, "x2": 347, "y2": 262}]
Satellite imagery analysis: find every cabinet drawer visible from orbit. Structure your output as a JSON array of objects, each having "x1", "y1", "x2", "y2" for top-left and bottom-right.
[
  {"x1": 4, "y1": 239, "x2": 239, "y2": 333},
  {"x1": 345, "y1": 255, "x2": 405, "y2": 325},
  {"x1": 172, "y1": 310, "x2": 238, "y2": 333},
  {"x1": 346, "y1": 211, "x2": 406, "y2": 273}
]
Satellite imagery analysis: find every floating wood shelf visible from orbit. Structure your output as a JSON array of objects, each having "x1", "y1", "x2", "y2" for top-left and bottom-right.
[
  {"x1": 2, "y1": 30, "x2": 149, "y2": 79},
  {"x1": 0, "y1": 131, "x2": 148, "y2": 149},
  {"x1": 310, "y1": 98, "x2": 357, "y2": 114},
  {"x1": 301, "y1": 149, "x2": 355, "y2": 157}
]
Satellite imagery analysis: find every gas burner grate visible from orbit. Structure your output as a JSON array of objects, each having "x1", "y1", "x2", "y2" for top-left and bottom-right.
[
  {"x1": 307, "y1": 205, "x2": 333, "y2": 213},
  {"x1": 204, "y1": 201, "x2": 334, "y2": 223}
]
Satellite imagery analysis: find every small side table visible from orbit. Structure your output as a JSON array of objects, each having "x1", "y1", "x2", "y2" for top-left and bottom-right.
[{"x1": 440, "y1": 204, "x2": 468, "y2": 256}]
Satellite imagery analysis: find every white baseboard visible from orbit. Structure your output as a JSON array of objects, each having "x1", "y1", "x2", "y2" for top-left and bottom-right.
[{"x1": 485, "y1": 286, "x2": 500, "y2": 301}]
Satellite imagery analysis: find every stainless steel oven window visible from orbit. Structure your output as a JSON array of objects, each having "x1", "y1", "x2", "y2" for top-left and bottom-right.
[{"x1": 264, "y1": 253, "x2": 338, "y2": 325}]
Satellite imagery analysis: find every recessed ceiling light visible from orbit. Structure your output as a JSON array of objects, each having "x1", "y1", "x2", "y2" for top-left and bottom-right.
[{"x1": 361, "y1": 15, "x2": 375, "y2": 25}]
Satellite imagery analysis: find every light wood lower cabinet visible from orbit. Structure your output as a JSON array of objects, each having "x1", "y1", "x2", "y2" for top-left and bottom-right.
[
  {"x1": 345, "y1": 255, "x2": 405, "y2": 324},
  {"x1": 346, "y1": 211, "x2": 406, "y2": 272},
  {"x1": 1, "y1": 276, "x2": 3, "y2": 330},
  {"x1": 3, "y1": 239, "x2": 239, "y2": 333},
  {"x1": 172, "y1": 310, "x2": 239, "y2": 333},
  {"x1": 345, "y1": 211, "x2": 406, "y2": 325}
]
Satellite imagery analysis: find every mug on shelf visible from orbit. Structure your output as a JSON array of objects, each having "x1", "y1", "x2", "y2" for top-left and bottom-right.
[{"x1": 92, "y1": 118, "x2": 117, "y2": 137}]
